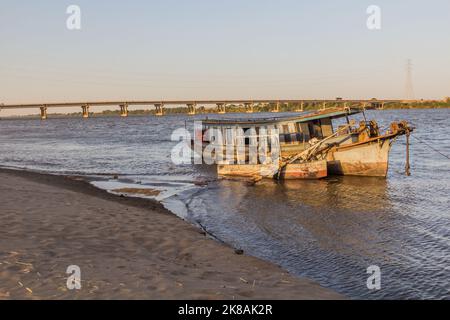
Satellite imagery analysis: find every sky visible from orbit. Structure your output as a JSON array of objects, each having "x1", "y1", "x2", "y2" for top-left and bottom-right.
[{"x1": 1, "y1": 0, "x2": 449, "y2": 115}]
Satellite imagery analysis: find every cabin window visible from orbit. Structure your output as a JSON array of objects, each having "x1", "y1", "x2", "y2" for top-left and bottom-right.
[
  {"x1": 294, "y1": 123, "x2": 304, "y2": 143},
  {"x1": 287, "y1": 123, "x2": 298, "y2": 143},
  {"x1": 290, "y1": 133, "x2": 298, "y2": 143},
  {"x1": 276, "y1": 124, "x2": 284, "y2": 134},
  {"x1": 242, "y1": 127, "x2": 251, "y2": 145},
  {"x1": 275, "y1": 123, "x2": 298, "y2": 144},
  {"x1": 225, "y1": 127, "x2": 235, "y2": 145},
  {"x1": 205, "y1": 126, "x2": 225, "y2": 144},
  {"x1": 203, "y1": 127, "x2": 212, "y2": 142},
  {"x1": 299, "y1": 123, "x2": 311, "y2": 141},
  {"x1": 284, "y1": 134, "x2": 292, "y2": 144},
  {"x1": 320, "y1": 118, "x2": 334, "y2": 137},
  {"x1": 279, "y1": 125, "x2": 288, "y2": 143},
  {"x1": 288, "y1": 123, "x2": 296, "y2": 133},
  {"x1": 283, "y1": 124, "x2": 292, "y2": 143},
  {"x1": 308, "y1": 120, "x2": 323, "y2": 139}
]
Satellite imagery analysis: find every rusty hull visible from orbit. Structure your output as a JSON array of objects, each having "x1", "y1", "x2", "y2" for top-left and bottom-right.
[
  {"x1": 278, "y1": 160, "x2": 328, "y2": 180},
  {"x1": 218, "y1": 164, "x2": 278, "y2": 179},
  {"x1": 326, "y1": 139, "x2": 391, "y2": 177},
  {"x1": 218, "y1": 160, "x2": 327, "y2": 180}
]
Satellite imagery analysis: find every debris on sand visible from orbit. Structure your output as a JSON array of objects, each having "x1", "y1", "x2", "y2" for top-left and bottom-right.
[{"x1": 112, "y1": 188, "x2": 161, "y2": 197}]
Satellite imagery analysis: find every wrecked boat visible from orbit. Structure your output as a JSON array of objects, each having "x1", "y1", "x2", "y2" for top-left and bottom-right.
[{"x1": 194, "y1": 107, "x2": 414, "y2": 179}]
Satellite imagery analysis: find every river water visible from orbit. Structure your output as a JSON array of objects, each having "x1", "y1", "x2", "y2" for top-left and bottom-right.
[{"x1": 0, "y1": 109, "x2": 449, "y2": 299}]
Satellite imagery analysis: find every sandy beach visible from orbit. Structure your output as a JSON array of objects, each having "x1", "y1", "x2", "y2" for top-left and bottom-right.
[{"x1": 0, "y1": 169, "x2": 342, "y2": 300}]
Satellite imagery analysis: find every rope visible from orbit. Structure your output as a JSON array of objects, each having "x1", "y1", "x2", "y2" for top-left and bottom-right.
[{"x1": 411, "y1": 135, "x2": 450, "y2": 160}]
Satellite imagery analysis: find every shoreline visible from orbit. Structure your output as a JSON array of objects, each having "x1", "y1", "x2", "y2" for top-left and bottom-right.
[{"x1": 0, "y1": 168, "x2": 343, "y2": 300}]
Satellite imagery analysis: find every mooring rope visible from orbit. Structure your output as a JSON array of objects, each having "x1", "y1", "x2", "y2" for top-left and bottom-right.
[{"x1": 411, "y1": 135, "x2": 450, "y2": 161}]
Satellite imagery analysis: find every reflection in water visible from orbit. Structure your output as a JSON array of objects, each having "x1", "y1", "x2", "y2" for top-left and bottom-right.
[
  {"x1": 268, "y1": 177, "x2": 393, "y2": 255},
  {"x1": 1, "y1": 109, "x2": 449, "y2": 299},
  {"x1": 266, "y1": 176, "x2": 391, "y2": 210},
  {"x1": 185, "y1": 178, "x2": 394, "y2": 295},
  {"x1": 187, "y1": 174, "x2": 449, "y2": 299}
]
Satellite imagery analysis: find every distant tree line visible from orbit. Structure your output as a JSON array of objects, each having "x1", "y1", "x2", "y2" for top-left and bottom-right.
[{"x1": 384, "y1": 100, "x2": 450, "y2": 109}]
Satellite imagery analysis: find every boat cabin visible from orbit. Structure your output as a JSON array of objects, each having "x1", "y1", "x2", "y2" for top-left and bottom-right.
[{"x1": 199, "y1": 107, "x2": 362, "y2": 156}]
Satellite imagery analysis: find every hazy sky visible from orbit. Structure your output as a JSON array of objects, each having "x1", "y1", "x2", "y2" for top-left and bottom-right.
[{"x1": 1, "y1": 0, "x2": 449, "y2": 115}]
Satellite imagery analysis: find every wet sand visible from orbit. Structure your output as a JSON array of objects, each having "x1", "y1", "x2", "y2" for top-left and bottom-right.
[{"x1": 0, "y1": 169, "x2": 343, "y2": 300}]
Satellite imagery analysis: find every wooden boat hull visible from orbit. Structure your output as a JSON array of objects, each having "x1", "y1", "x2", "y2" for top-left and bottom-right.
[
  {"x1": 217, "y1": 164, "x2": 278, "y2": 179},
  {"x1": 279, "y1": 160, "x2": 328, "y2": 180},
  {"x1": 326, "y1": 139, "x2": 391, "y2": 177},
  {"x1": 196, "y1": 121, "x2": 410, "y2": 178},
  {"x1": 218, "y1": 160, "x2": 327, "y2": 180}
]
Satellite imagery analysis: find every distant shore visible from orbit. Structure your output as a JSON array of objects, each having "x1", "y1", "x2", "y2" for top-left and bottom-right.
[{"x1": 0, "y1": 168, "x2": 342, "y2": 300}]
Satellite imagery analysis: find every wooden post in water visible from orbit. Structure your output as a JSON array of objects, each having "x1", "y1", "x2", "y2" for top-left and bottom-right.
[
  {"x1": 405, "y1": 131, "x2": 411, "y2": 176},
  {"x1": 40, "y1": 106, "x2": 48, "y2": 120}
]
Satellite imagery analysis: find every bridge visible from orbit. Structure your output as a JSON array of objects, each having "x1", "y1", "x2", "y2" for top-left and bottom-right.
[{"x1": 0, "y1": 99, "x2": 406, "y2": 120}]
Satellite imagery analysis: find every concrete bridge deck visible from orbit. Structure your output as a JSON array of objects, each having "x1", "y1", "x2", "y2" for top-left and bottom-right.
[{"x1": 0, "y1": 99, "x2": 409, "y2": 119}]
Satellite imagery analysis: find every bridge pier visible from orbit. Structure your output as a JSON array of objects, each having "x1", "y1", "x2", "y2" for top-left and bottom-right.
[
  {"x1": 368, "y1": 101, "x2": 384, "y2": 110},
  {"x1": 120, "y1": 104, "x2": 128, "y2": 117},
  {"x1": 155, "y1": 103, "x2": 164, "y2": 116},
  {"x1": 82, "y1": 105, "x2": 90, "y2": 118},
  {"x1": 295, "y1": 102, "x2": 304, "y2": 112},
  {"x1": 217, "y1": 103, "x2": 226, "y2": 114},
  {"x1": 245, "y1": 103, "x2": 254, "y2": 113},
  {"x1": 271, "y1": 102, "x2": 281, "y2": 113},
  {"x1": 40, "y1": 106, "x2": 48, "y2": 120},
  {"x1": 187, "y1": 103, "x2": 196, "y2": 115}
]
